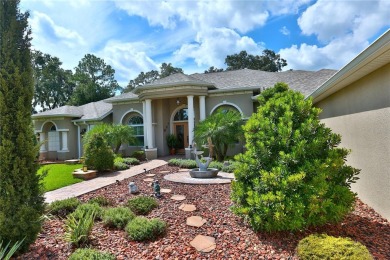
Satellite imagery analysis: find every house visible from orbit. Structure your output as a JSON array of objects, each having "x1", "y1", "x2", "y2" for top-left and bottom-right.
[
  {"x1": 32, "y1": 68, "x2": 336, "y2": 161},
  {"x1": 309, "y1": 29, "x2": 390, "y2": 219}
]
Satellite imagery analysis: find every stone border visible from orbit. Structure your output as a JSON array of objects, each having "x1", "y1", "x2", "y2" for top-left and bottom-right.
[{"x1": 164, "y1": 170, "x2": 234, "y2": 184}]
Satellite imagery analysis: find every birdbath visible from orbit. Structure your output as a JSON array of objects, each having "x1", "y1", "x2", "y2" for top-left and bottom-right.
[{"x1": 189, "y1": 143, "x2": 219, "y2": 178}]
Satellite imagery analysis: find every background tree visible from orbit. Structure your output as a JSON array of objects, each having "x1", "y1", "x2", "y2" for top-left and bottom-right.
[
  {"x1": 32, "y1": 51, "x2": 74, "y2": 113},
  {"x1": 124, "y1": 63, "x2": 183, "y2": 93},
  {"x1": 204, "y1": 66, "x2": 224, "y2": 74},
  {"x1": 0, "y1": 0, "x2": 45, "y2": 252},
  {"x1": 194, "y1": 109, "x2": 243, "y2": 161},
  {"x1": 231, "y1": 83, "x2": 359, "y2": 232},
  {"x1": 69, "y1": 54, "x2": 121, "y2": 106},
  {"x1": 225, "y1": 49, "x2": 287, "y2": 72}
]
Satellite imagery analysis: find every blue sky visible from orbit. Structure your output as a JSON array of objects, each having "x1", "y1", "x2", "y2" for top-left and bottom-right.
[{"x1": 20, "y1": 0, "x2": 390, "y2": 87}]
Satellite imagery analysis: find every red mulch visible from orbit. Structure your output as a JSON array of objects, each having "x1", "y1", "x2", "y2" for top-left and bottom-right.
[{"x1": 19, "y1": 165, "x2": 390, "y2": 259}]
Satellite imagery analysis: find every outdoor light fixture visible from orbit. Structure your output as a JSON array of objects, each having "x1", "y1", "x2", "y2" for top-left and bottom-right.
[
  {"x1": 176, "y1": 98, "x2": 180, "y2": 105},
  {"x1": 82, "y1": 165, "x2": 88, "y2": 172},
  {"x1": 80, "y1": 128, "x2": 87, "y2": 137}
]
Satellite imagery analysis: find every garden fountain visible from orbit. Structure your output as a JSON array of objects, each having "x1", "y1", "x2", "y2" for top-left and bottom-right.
[{"x1": 189, "y1": 138, "x2": 219, "y2": 178}]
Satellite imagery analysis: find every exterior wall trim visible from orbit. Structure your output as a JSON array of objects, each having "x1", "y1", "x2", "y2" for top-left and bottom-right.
[
  {"x1": 210, "y1": 101, "x2": 243, "y2": 116},
  {"x1": 119, "y1": 109, "x2": 144, "y2": 125}
]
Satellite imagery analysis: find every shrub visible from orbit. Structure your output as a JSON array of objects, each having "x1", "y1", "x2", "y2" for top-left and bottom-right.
[
  {"x1": 127, "y1": 196, "x2": 158, "y2": 215},
  {"x1": 114, "y1": 161, "x2": 129, "y2": 171},
  {"x1": 125, "y1": 217, "x2": 167, "y2": 241},
  {"x1": 88, "y1": 196, "x2": 112, "y2": 207},
  {"x1": 231, "y1": 83, "x2": 360, "y2": 232},
  {"x1": 64, "y1": 210, "x2": 95, "y2": 247},
  {"x1": 83, "y1": 132, "x2": 114, "y2": 172},
  {"x1": 102, "y1": 207, "x2": 135, "y2": 229},
  {"x1": 297, "y1": 234, "x2": 372, "y2": 260},
  {"x1": 47, "y1": 198, "x2": 81, "y2": 217},
  {"x1": 69, "y1": 248, "x2": 116, "y2": 260},
  {"x1": 122, "y1": 157, "x2": 140, "y2": 165},
  {"x1": 71, "y1": 203, "x2": 103, "y2": 220},
  {"x1": 131, "y1": 151, "x2": 146, "y2": 161},
  {"x1": 168, "y1": 158, "x2": 197, "y2": 169},
  {"x1": 221, "y1": 161, "x2": 239, "y2": 173}
]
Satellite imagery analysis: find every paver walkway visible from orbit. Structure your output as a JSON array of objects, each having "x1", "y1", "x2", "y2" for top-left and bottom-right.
[{"x1": 44, "y1": 159, "x2": 167, "y2": 203}]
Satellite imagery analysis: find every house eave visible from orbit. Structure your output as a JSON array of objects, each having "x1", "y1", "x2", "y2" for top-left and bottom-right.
[
  {"x1": 72, "y1": 111, "x2": 113, "y2": 123},
  {"x1": 134, "y1": 81, "x2": 216, "y2": 94}
]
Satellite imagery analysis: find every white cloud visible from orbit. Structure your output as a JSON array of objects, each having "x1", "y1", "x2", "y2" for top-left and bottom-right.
[
  {"x1": 280, "y1": 26, "x2": 290, "y2": 36},
  {"x1": 172, "y1": 28, "x2": 264, "y2": 68}
]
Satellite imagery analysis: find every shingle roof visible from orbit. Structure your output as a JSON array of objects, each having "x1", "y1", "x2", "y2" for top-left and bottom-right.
[
  {"x1": 32, "y1": 100, "x2": 112, "y2": 121},
  {"x1": 104, "y1": 91, "x2": 139, "y2": 102}
]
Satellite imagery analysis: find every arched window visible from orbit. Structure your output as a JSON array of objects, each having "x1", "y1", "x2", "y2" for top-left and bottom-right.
[
  {"x1": 212, "y1": 105, "x2": 240, "y2": 115},
  {"x1": 174, "y1": 108, "x2": 188, "y2": 121},
  {"x1": 128, "y1": 115, "x2": 144, "y2": 146}
]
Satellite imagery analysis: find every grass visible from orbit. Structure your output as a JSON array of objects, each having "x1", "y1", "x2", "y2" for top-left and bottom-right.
[{"x1": 39, "y1": 164, "x2": 83, "y2": 192}]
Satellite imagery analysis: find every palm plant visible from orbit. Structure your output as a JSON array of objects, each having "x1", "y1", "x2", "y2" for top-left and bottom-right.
[{"x1": 194, "y1": 109, "x2": 244, "y2": 161}]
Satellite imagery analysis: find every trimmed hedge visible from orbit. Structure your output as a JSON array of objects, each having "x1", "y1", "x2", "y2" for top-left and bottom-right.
[
  {"x1": 102, "y1": 207, "x2": 135, "y2": 229},
  {"x1": 125, "y1": 217, "x2": 167, "y2": 241},
  {"x1": 70, "y1": 203, "x2": 103, "y2": 220},
  {"x1": 127, "y1": 196, "x2": 158, "y2": 215},
  {"x1": 69, "y1": 248, "x2": 115, "y2": 260},
  {"x1": 297, "y1": 234, "x2": 372, "y2": 260},
  {"x1": 47, "y1": 198, "x2": 80, "y2": 217}
]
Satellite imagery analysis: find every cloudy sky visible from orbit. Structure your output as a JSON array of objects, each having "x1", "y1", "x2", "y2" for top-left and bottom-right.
[{"x1": 20, "y1": 0, "x2": 389, "y2": 87}]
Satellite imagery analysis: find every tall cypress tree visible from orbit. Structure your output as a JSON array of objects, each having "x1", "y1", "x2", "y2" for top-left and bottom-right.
[{"x1": 0, "y1": 0, "x2": 44, "y2": 252}]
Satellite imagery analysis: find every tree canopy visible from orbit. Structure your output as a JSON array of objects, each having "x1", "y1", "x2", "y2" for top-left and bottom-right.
[
  {"x1": 124, "y1": 63, "x2": 183, "y2": 93},
  {"x1": 225, "y1": 49, "x2": 287, "y2": 72},
  {"x1": 204, "y1": 66, "x2": 224, "y2": 74},
  {"x1": 69, "y1": 54, "x2": 121, "y2": 106},
  {"x1": 32, "y1": 51, "x2": 74, "y2": 113}
]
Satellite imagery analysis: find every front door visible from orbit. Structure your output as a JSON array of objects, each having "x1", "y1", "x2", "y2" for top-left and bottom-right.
[{"x1": 173, "y1": 122, "x2": 188, "y2": 154}]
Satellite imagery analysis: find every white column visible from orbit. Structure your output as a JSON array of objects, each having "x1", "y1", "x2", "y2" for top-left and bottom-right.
[
  {"x1": 77, "y1": 125, "x2": 81, "y2": 158},
  {"x1": 145, "y1": 99, "x2": 153, "y2": 148},
  {"x1": 142, "y1": 101, "x2": 148, "y2": 148},
  {"x1": 61, "y1": 131, "x2": 68, "y2": 151},
  {"x1": 39, "y1": 132, "x2": 46, "y2": 152},
  {"x1": 187, "y1": 95, "x2": 194, "y2": 146},
  {"x1": 199, "y1": 96, "x2": 206, "y2": 121}
]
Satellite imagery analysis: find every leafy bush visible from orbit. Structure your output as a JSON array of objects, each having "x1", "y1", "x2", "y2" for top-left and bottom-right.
[
  {"x1": 69, "y1": 248, "x2": 116, "y2": 260},
  {"x1": 114, "y1": 161, "x2": 129, "y2": 171},
  {"x1": 83, "y1": 132, "x2": 114, "y2": 172},
  {"x1": 168, "y1": 158, "x2": 197, "y2": 169},
  {"x1": 102, "y1": 207, "x2": 135, "y2": 229},
  {"x1": 125, "y1": 217, "x2": 167, "y2": 241},
  {"x1": 127, "y1": 196, "x2": 158, "y2": 215},
  {"x1": 131, "y1": 151, "x2": 146, "y2": 161},
  {"x1": 47, "y1": 198, "x2": 81, "y2": 217},
  {"x1": 122, "y1": 157, "x2": 140, "y2": 165},
  {"x1": 71, "y1": 203, "x2": 103, "y2": 220},
  {"x1": 231, "y1": 83, "x2": 360, "y2": 232},
  {"x1": 297, "y1": 234, "x2": 372, "y2": 260},
  {"x1": 64, "y1": 210, "x2": 95, "y2": 247},
  {"x1": 0, "y1": 239, "x2": 24, "y2": 260},
  {"x1": 88, "y1": 196, "x2": 112, "y2": 207},
  {"x1": 221, "y1": 161, "x2": 239, "y2": 173}
]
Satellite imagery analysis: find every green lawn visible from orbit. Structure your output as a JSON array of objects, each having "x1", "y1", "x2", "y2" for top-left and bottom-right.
[{"x1": 39, "y1": 163, "x2": 83, "y2": 192}]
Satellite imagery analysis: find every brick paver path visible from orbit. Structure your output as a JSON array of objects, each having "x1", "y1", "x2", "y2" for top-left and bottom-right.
[{"x1": 44, "y1": 159, "x2": 167, "y2": 203}]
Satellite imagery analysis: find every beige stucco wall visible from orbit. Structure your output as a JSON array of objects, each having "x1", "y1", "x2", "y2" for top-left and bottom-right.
[{"x1": 315, "y1": 63, "x2": 390, "y2": 220}]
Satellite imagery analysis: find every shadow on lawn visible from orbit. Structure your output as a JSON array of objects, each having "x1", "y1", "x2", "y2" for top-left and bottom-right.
[{"x1": 255, "y1": 203, "x2": 390, "y2": 259}]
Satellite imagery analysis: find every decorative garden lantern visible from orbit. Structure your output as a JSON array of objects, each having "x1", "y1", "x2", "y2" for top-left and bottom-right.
[
  {"x1": 128, "y1": 182, "x2": 138, "y2": 194},
  {"x1": 82, "y1": 165, "x2": 88, "y2": 172}
]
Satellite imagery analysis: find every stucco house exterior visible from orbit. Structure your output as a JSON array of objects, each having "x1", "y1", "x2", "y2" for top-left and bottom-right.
[
  {"x1": 309, "y1": 29, "x2": 390, "y2": 220},
  {"x1": 32, "y1": 68, "x2": 335, "y2": 161}
]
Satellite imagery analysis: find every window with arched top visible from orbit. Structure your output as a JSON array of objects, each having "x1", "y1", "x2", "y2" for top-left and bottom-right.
[
  {"x1": 212, "y1": 105, "x2": 240, "y2": 115},
  {"x1": 174, "y1": 108, "x2": 188, "y2": 121},
  {"x1": 128, "y1": 115, "x2": 144, "y2": 146}
]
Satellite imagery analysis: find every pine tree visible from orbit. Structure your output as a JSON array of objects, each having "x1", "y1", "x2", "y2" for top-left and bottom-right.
[{"x1": 0, "y1": 0, "x2": 45, "y2": 252}]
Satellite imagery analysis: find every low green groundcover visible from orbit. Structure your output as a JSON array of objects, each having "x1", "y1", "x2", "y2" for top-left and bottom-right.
[{"x1": 38, "y1": 163, "x2": 83, "y2": 191}]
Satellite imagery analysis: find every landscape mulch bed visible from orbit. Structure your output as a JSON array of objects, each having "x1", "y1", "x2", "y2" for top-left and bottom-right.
[{"x1": 20, "y1": 165, "x2": 390, "y2": 259}]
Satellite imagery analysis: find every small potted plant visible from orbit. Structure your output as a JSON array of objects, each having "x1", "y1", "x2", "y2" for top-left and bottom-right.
[{"x1": 166, "y1": 134, "x2": 178, "y2": 155}]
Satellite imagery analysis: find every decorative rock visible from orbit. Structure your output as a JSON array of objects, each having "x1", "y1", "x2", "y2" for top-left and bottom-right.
[
  {"x1": 161, "y1": 188, "x2": 171, "y2": 193},
  {"x1": 145, "y1": 173, "x2": 155, "y2": 177},
  {"x1": 170, "y1": 195, "x2": 186, "y2": 201},
  {"x1": 143, "y1": 178, "x2": 154, "y2": 182},
  {"x1": 186, "y1": 216, "x2": 206, "y2": 227},
  {"x1": 179, "y1": 204, "x2": 196, "y2": 212},
  {"x1": 190, "y1": 235, "x2": 216, "y2": 253}
]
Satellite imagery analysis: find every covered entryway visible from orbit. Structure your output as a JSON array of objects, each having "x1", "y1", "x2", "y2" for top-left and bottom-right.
[{"x1": 172, "y1": 107, "x2": 189, "y2": 154}]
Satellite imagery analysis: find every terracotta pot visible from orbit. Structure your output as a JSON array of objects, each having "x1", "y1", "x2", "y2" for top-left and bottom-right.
[{"x1": 170, "y1": 148, "x2": 176, "y2": 155}]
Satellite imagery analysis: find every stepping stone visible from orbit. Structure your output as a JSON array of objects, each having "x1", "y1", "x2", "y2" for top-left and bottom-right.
[
  {"x1": 179, "y1": 204, "x2": 196, "y2": 212},
  {"x1": 190, "y1": 235, "x2": 216, "y2": 253},
  {"x1": 161, "y1": 188, "x2": 171, "y2": 193},
  {"x1": 143, "y1": 178, "x2": 154, "y2": 182},
  {"x1": 145, "y1": 173, "x2": 155, "y2": 177},
  {"x1": 171, "y1": 194, "x2": 186, "y2": 201},
  {"x1": 160, "y1": 170, "x2": 170, "y2": 174},
  {"x1": 186, "y1": 216, "x2": 206, "y2": 227},
  {"x1": 179, "y1": 169, "x2": 189, "y2": 172}
]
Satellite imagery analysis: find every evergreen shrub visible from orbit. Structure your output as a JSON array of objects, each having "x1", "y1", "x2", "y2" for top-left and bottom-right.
[
  {"x1": 102, "y1": 207, "x2": 135, "y2": 229},
  {"x1": 125, "y1": 217, "x2": 167, "y2": 241},
  {"x1": 297, "y1": 234, "x2": 372, "y2": 260},
  {"x1": 83, "y1": 132, "x2": 114, "y2": 172},
  {"x1": 71, "y1": 203, "x2": 103, "y2": 220},
  {"x1": 131, "y1": 151, "x2": 146, "y2": 161},
  {"x1": 127, "y1": 196, "x2": 158, "y2": 215},
  {"x1": 122, "y1": 157, "x2": 140, "y2": 165},
  {"x1": 69, "y1": 248, "x2": 116, "y2": 260},
  {"x1": 88, "y1": 196, "x2": 112, "y2": 207},
  {"x1": 114, "y1": 161, "x2": 129, "y2": 171},
  {"x1": 231, "y1": 83, "x2": 360, "y2": 232},
  {"x1": 48, "y1": 198, "x2": 81, "y2": 218}
]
